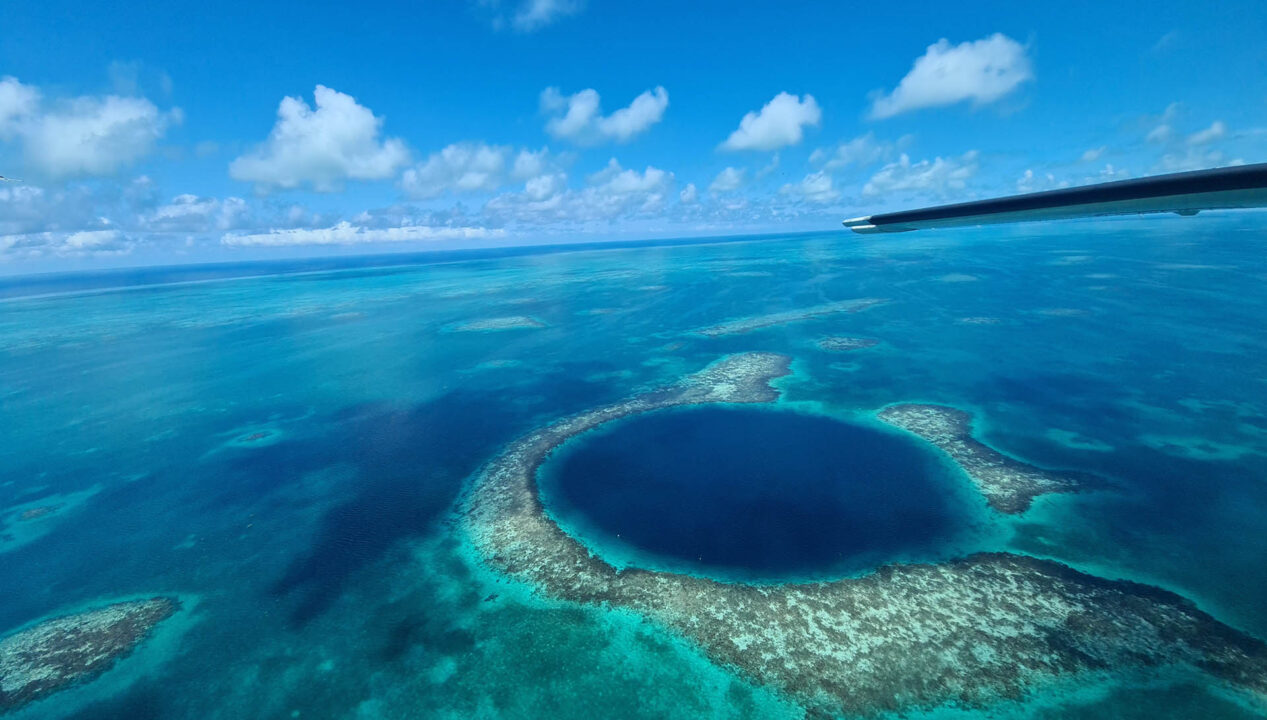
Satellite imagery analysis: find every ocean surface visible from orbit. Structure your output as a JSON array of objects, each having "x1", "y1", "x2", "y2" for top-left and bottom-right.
[{"x1": 1, "y1": 216, "x2": 1266, "y2": 718}]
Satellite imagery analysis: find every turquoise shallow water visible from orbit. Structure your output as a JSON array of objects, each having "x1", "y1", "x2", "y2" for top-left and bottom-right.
[{"x1": 1, "y1": 216, "x2": 1266, "y2": 718}]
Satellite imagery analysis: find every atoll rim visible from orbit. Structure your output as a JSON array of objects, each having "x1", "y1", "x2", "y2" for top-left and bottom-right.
[{"x1": 465, "y1": 353, "x2": 1267, "y2": 718}]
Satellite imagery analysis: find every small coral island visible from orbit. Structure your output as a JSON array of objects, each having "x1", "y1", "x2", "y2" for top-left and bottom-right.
[
  {"x1": 877, "y1": 403, "x2": 1090, "y2": 513},
  {"x1": 450, "y1": 316, "x2": 545, "y2": 332},
  {"x1": 16, "y1": 506, "x2": 59, "y2": 522},
  {"x1": 0, "y1": 597, "x2": 179, "y2": 713},
  {"x1": 464, "y1": 354, "x2": 1267, "y2": 718},
  {"x1": 816, "y1": 336, "x2": 879, "y2": 352}
]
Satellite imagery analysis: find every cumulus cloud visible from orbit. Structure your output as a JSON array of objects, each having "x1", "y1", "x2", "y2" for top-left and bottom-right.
[
  {"x1": 809, "y1": 132, "x2": 901, "y2": 170},
  {"x1": 720, "y1": 92, "x2": 821, "y2": 151},
  {"x1": 0, "y1": 77, "x2": 40, "y2": 135},
  {"x1": 1146, "y1": 125, "x2": 1174, "y2": 144},
  {"x1": 401, "y1": 143, "x2": 508, "y2": 198},
  {"x1": 0, "y1": 76, "x2": 177, "y2": 178},
  {"x1": 709, "y1": 166, "x2": 746, "y2": 193},
  {"x1": 1143, "y1": 106, "x2": 1242, "y2": 172},
  {"x1": 480, "y1": 0, "x2": 584, "y2": 32},
  {"x1": 1146, "y1": 103, "x2": 1181, "y2": 144},
  {"x1": 1080, "y1": 147, "x2": 1106, "y2": 162},
  {"x1": 1187, "y1": 121, "x2": 1226, "y2": 145},
  {"x1": 1096, "y1": 164, "x2": 1131, "y2": 180},
  {"x1": 0, "y1": 180, "x2": 151, "y2": 259},
  {"x1": 869, "y1": 34, "x2": 1032, "y2": 119},
  {"x1": 0, "y1": 176, "x2": 154, "y2": 238},
  {"x1": 230, "y1": 85, "x2": 409, "y2": 192},
  {"x1": 780, "y1": 171, "x2": 840, "y2": 204},
  {"x1": 511, "y1": 147, "x2": 555, "y2": 179},
  {"x1": 25, "y1": 97, "x2": 175, "y2": 177},
  {"x1": 1158, "y1": 149, "x2": 1241, "y2": 173},
  {"x1": 514, "y1": 0, "x2": 583, "y2": 30},
  {"x1": 863, "y1": 151, "x2": 979, "y2": 198},
  {"x1": 586, "y1": 159, "x2": 671, "y2": 201},
  {"x1": 540, "y1": 86, "x2": 668, "y2": 145},
  {"x1": 0, "y1": 228, "x2": 135, "y2": 259},
  {"x1": 1016, "y1": 169, "x2": 1069, "y2": 193},
  {"x1": 679, "y1": 183, "x2": 698, "y2": 204},
  {"x1": 484, "y1": 158, "x2": 673, "y2": 226},
  {"x1": 222, "y1": 221, "x2": 502, "y2": 247},
  {"x1": 144, "y1": 194, "x2": 250, "y2": 233},
  {"x1": 400, "y1": 143, "x2": 559, "y2": 198}
]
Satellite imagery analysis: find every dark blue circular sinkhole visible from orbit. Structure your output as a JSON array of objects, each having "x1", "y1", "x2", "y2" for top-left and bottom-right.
[{"x1": 539, "y1": 406, "x2": 977, "y2": 579}]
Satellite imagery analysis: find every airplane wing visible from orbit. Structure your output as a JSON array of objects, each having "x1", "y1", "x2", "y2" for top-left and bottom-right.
[{"x1": 843, "y1": 163, "x2": 1267, "y2": 234}]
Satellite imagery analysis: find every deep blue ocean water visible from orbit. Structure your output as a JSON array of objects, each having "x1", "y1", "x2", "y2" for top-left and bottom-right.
[
  {"x1": 541, "y1": 406, "x2": 985, "y2": 579},
  {"x1": 1, "y1": 216, "x2": 1265, "y2": 718}
]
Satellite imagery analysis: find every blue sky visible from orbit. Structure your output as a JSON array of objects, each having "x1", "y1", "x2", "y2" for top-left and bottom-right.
[{"x1": 1, "y1": 0, "x2": 1264, "y2": 273}]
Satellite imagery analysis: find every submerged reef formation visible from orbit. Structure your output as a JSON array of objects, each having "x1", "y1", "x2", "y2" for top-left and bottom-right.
[
  {"x1": 0, "y1": 597, "x2": 179, "y2": 713},
  {"x1": 695, "y1": 298, "x2": 888, "y2": 336},
  {"x1": 0, "y1": 487, "x2": 101, "y2": 554},
  {"x1": 464, "y1": 355, "x2": 1267, "y2": 717},
  {"x1": 450, "y1": 316, "x2": 546, "y2": 332},
  {"x1": 877, "y1": 404, "x2": 1089, "y2": 513},
  {"x1": 816, "y1": 336, "x2": 879, "y2": 352},
  {"x1": 16, "y1": 506, "x2": 59, "y2": 522}
]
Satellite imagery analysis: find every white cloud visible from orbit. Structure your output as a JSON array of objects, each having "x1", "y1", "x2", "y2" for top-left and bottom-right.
[
  {"x1": 1016, "y1": 169, "x2": 1069, "y2": 193},
  {"x1": 679, "y1": 183, "x2": 698, "y2": 204},
  {"x1": 709, "y1": 166, "x2": 746, "y2": 193},
  {"x1": 400, "y1": 143, "x2": 561, "y2": 198},
  {"x1": 1142, "y1": 107, "x2": 1242, "y2": 172},
  {"x1": 809, "y1": 132, "x2": 897, "y2": 170},
  {"x1": 540, "y1": 86, "x2": 668, "y2": 145},
  {"x1": 1146, "y1": 103, "x2": 1181, "y2": 144},
  {"x1": 863, "y1": 151, "x2": 979, "y2": 198},
  {"x1": 222, "y1": 221, "x2": 502, "y2": 247},
  {"x1": 869, "y1": 34, "x2": 1032, "y2": 119},
  {"x1": 522, "y1": 172, "x2": 567, "y2": 201},
  {"x1": 0, "y1": 77, "x2": 39, "y2": 135},
  {"x1": 484, "y1": 158, "x2": 673, "y2": 226},
  {"x1": 0, "y1": 228, "x2": 135, "y2": 259},
  {"x1": 720, "y1": 92, "x2": 821, "y2": 151},
  {"x1": 511, "y1": 147, "x2": 554, "y2": 180},
  {"x1": 0, "y1": 76, "x2": 177, "y2": 178},
  {"x1": 1146, "y1": 124, "x2": 1174, "y2": 144},
  {"x1": 780, "y1": 171, "x2": 840, "y2": 204},
  {"x1": 587, "y1": 159, "x2": 671, "y2": 196},
  {"x1": 0, "y1": 176, "x2": 156, "y2": 239},
  {"x1": 1158, "y1": 149, "x2": 1240, "y2": 173},
  {"x1": 145, "y1": 194, "x2": 250, "y2": 232},
  {"x1": 0, "y1": 184, "x2": 65, "y2": 235},
  {"x1": 1080, "y1": 147, "x2": 1106, "y2": 162},
  {"x1": 486, "y1": 0, "x2": 584, "y2": 32},
  {"x1": 229, "y1": 85, "x2": 409, "y2": 192},
  {"x1": 1187, "y1": 121, "x2": 1226, "y2": 145},
  {"x1": 63, "y1": 229, "x2": 125, "y2": 250},
  {"x1": 1096, "y1": 164, "x2": 1131, "y2": 181},
  {"x1": 24, "y1": 96, "x2": 175, "y2": 177},
  {"x1": 401, "y1": 143, "x2": 508, "y2": 198}
]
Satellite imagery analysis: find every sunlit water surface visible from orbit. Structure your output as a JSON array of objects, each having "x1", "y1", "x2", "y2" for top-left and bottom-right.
[{"x1": 1, "y1": 217, "x2": 1265, "y2": 719}]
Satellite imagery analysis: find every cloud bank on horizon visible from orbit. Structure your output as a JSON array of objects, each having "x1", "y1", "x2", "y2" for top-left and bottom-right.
[{"x1": 0, "y1": 0, "x2": 1263, "y2": 270}]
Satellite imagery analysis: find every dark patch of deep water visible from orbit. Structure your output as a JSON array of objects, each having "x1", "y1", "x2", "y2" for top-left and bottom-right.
[{"x1": 541, "y1": 406, "x2": 979, "y2": 579}]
